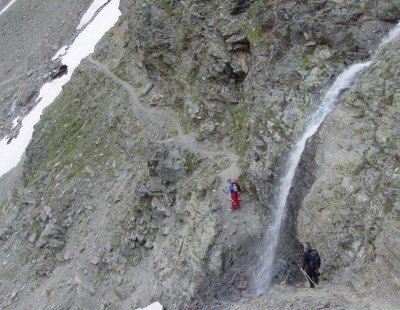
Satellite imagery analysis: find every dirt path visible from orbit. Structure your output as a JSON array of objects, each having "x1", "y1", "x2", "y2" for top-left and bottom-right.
[
  {"x1": 88, "y1": 56, "x2": 178, "y2": 133},
  {"x1": 88, "y1": 56, "x2": 242, "y2": 209},
  {"x1": 229, "y1": 281, "x2": 390, "y2": 310}
]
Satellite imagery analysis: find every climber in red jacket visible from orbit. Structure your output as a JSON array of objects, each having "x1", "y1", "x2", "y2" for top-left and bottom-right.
[{"x1": 225, "y1": 179, "x2": 242, "y2": 210}]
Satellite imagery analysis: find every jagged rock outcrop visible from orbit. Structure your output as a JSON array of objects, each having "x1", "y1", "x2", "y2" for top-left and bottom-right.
[{"x1": 1, "y1": 0, "x2": 400, "y2": 309}]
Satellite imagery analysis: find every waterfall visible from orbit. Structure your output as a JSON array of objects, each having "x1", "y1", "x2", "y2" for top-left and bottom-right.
[
  {"x1": 253, "y1": 20, "x2": 400, "y2": 294},
  {"x1": 253, "y1": 62, "x2": 370, "y2": 293}
]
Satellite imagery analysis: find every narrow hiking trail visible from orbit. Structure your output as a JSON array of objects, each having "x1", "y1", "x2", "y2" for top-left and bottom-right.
[
  {"x1": 88, "y1": 56, "x2": 242, "y2": 212},
  {"x1": 87, "y1": 57, "x2": 393, "y2": 310},
  {"x1": 87, "y1": 57, "x2": 260, "y2": 309},
  {"x1": 88, "y1": 56, "x2": 179, "y2": 134}
]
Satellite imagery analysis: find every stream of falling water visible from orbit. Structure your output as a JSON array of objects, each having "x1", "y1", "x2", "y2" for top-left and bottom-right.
[
  {"x1": 253, "y1": 62, "x2": 370, "y2": 293},
  {"x1": 253, "y1": 20, "x2": 400, "y2": 294}
]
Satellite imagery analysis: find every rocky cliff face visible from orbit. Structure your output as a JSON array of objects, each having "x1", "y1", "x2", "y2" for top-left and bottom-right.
[
  {"x1": 1, "y1": 0, "x2": 400, "y2": 309},
  {"x1": 297, "y1": 35, "x2": 400, "y2": 306}
]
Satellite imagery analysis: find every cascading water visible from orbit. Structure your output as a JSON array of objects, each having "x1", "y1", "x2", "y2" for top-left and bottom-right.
[
  {"x1": 253, "y1": 20, "x2": 400, "y2": 294},
  {"x1": 253, "y1": 62, "x2": 370, "y2": 293}
]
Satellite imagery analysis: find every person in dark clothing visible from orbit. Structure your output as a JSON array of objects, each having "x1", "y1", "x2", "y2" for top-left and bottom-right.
[{"x1": 302, "y1": 242, "x2": 319, "y2": 288}]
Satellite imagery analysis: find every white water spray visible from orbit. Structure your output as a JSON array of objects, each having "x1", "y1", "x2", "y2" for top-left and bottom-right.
[
  {"x1": 254, "y1": 20, "x2": 400, "y2": 293},
  {"x1": 253, "y1": 62, "x2": 370, "y2": 293}
]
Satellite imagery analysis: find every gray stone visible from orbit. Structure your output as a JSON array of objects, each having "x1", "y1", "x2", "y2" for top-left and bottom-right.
[
  {"x1": 1, "y1": 1, "x2": 400, "y2": 309},
  {"x1": 90, "y1": 256, "x2": 100, "y2": 265}
]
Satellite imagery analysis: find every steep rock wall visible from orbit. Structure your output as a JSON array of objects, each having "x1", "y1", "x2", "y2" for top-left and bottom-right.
[
  {"x1": 297, "y1": 36, "x2": 400, "y2": 306},
  {"x1": 1, "y1": 0, "x2": 400, "y2": 309}
]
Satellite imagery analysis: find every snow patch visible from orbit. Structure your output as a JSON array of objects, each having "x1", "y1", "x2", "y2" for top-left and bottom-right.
[
  {"x1": 52, "y1": 45, "x2": 69, "y2": 61},
  {"x1": 77, "y1": 0, "x2": 109, "y2": 30},
  {"x1": 136, "y1": 302, "x2": 163, "y2": 310},
  {"x1": 11, "y1": 116, "x2": 20, "y2": 128},
  {"x1": 0, "y1": 0, "x2": 17, "y2": 16},
  {"x1": 53, "y1": 0, "x2": 113, "y2": 62},
  {"x1": 0, "y1": 0, "x2": 121, "y2": 178}
]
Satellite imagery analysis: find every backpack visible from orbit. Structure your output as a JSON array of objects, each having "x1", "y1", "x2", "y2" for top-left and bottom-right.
[
  {"x1": 309, "y1": 249, "x2": 321, "y2": 270},
  {"x1": 230, "y1": 179, "x2": 239, "y2": 193}
]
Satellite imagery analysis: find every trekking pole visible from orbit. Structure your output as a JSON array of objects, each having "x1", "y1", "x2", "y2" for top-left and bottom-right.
[{"x1": 297, "y1": 263, "x2": 316, "y2": 286}]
